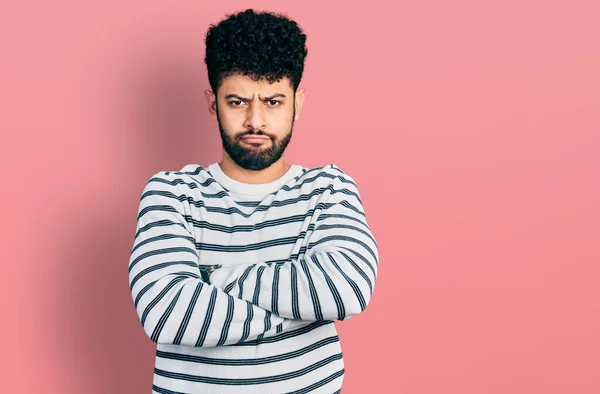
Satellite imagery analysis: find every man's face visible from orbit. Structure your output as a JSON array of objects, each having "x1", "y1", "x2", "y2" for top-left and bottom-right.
[{"x1": 206, "y1": 74, "x2": 304, "y2": 171}]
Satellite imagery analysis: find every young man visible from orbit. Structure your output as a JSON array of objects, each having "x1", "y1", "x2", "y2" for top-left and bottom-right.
[{"x1": 128, "y1": 9, "x2": 379, "y2": 393}]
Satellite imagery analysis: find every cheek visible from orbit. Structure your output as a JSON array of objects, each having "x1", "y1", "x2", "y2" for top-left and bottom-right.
[
  {"x1": 220, "y1": 112, "x2": 243, "y2": 132},
  {"x1": 270, "y1": 109, "x2": 294, "y2": 127}
]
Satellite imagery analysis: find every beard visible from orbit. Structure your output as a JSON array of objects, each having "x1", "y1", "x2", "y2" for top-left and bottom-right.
[{"x1": 216, "y1": 102, "x2": 295, "y2": 171}]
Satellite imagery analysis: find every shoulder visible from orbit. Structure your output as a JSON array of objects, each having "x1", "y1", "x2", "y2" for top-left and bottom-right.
[
  {"x1": 144, "y1": 164, "x2": 212, "y2": 191},
  {"x1": 297, "y1": 164, "x2": 362, "y2": 204},
  {"x1": 321, "y1": 163, "x2": 359, "y2": 191},
  {"x1": 299, "y1": 163, "x2": 356, "y2": 183}
]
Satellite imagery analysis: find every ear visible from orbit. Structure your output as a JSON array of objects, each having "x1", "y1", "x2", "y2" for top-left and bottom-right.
[
  {"x1": 294, "y1": 88, "x2": 306, "y2": 121},
  {"x1": 204, "y1": 89, "x2": 218, "y2": 121}
]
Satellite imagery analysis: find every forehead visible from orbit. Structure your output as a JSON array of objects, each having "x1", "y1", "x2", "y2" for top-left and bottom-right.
[{"x1": 218, "y1": 74, "x2": 293, "y2": 97}]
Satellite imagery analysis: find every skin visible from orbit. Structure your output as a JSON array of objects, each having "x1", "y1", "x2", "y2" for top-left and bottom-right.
[{"x1": 204, "y1": 73, "x2": 306, "y2": 184}]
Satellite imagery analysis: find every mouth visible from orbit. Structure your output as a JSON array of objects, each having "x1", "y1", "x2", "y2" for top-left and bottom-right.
[{"x1": 240, "y1": 136, "x2": 270, "y2": 144}]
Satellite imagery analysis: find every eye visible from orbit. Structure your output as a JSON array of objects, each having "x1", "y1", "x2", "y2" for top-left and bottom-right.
[
  {"x1": 229, "y1": 100, "x2": 244, "y2": 106},
  {"x1": 267, "y1": 100, "x2": 280, "y2": 106}
]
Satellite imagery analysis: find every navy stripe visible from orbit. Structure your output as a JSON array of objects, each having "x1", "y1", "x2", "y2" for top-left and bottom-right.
[
  {"x1": 339, "y1": 249, "x2": 373, "y2": 296},
  {"x1": 290, "y1": 264, "x2": 300, "y2": 319},
  {"x1": 183, "y1": 187, "x2": 356, "y2": 216},
  {"x1": 288, "y1": 369, "x2": 345, "y2": 394},
  {"x1": 317, "y1": 212, "x2": 370, "y2": 231},
  {"x1": 216, "y1": 296, "x2": 234, "y2": 346},
  {"x1": 315, "y1": 222, "x2": 377, "y2": 247},
  {"x1": 196, "y1": 235, "x2": 300, "y2": 252},
  {"x1": 311, "y1": 255, "x2": 345, "y2": 320},
  {"x1": 129, "y1": 245, "x2": 197, "y2": 273},
  {"x1": 299, "y1": 257, "x2": 322, "y2": 320},
  {"x1": 195, "y1": 287, "x2": 217, "y2": 346},
  {"x1": 131, "y1": 232, "x2": 194, "y2": 255},
  {"x1": 141, "y1": 276, "x2": 187, "y2": 326},
  {"x1": 326, "y1": 252, "x2": 366, "y2": 312},
  {"x1": 224, "y1": 280, "x2": 236, "y2": 293},
  {"x1": 263, "y1": 309, "x2": 271, "y2": 333},
  {"x1": 151, "y1": 286, "x2": 183, "y2": 342},
  {"x1": 173, "y1": 282, "x2": 202, "y2": 345},
  {"x1": 186, "y1": 213, "x2": 320, "y2": 234},
  {"x1": 339, "y1": 245, "x2": 378, "y2": 277},
  {"x1": 236, "y1": 320, "x2": 332, "y2": 347},
  {"x1": 237, "y1": 266, "x2": 253, "y2": 299},
  {"x1": 253, "y1": 266, "x2": 265, "y2": 305},
  {"x1": 156, "y1": 336, "x2": 339, "y2": 365},
  {"x1": 153, "y1": 353, "x2": 342, "y2": 385},
  {"x1": 309, "y1": 234, "x2": 377, "y2": 262},
  {"x1": 137, "y1": 202, "x2": 184, "y2": 220},
  {"x1": 133, "y1": 219, "x2": 191, "y2": 239},
  {"x1": 271, "y1": 264, "x2": 281, "y2": 315},
  {"x1": 152, "y1": 384, "x2": 186, "y2": 394},
  {"x1": 257, "y1": 309, "x2": 273, "y2": 342},
  {"x1": 238, "y1": 303, "x2": 253, "y2": 343},
  {"x1": 130, "y1": 261, "x2": 197, "y2": 290},
  {"x1": 133, "y1": 281, "x2": 154, "y2": 308},
  {"x1": 339, "y1": 199, "x2": 365, "y2": 216},
  {"x1": 134, "y1": 273, "x2": 199, "y2": 308}
]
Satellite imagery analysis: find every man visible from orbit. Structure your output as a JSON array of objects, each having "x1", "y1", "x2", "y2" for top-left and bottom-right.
[{"x1": 128, "y1": 8, "x2": 379, "y2": 393}]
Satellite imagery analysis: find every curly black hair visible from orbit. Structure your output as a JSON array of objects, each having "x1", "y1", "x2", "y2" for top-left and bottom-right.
[{"x1": 204, "y1": 9, "x2": 308, "y2": 94}]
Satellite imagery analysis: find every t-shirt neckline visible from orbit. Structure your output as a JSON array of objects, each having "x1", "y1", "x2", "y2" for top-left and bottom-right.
[{"x1": 207, "y1": 162, "x2": 304, "y2": 196}]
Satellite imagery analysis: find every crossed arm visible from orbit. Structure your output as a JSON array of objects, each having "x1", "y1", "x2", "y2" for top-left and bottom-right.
[
  {"x1": 128, "y1": 172, "x2": 286, "y2": 348},
  {"x1": 208, "y1": 175, "x2": 379, "y2": 321},
  {"x1": 128, "y1": 171, "x2": 378, "y2": 348}
]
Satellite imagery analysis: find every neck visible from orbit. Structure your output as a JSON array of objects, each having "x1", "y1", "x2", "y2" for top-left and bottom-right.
[{"x1": 219, "y1": 155, "x2": 291, "y2": 184}]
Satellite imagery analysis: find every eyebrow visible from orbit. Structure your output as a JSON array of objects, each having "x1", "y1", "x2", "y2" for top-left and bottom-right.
[{"x1": 225, "y1": 93, "x2": 286, "y2": 101}]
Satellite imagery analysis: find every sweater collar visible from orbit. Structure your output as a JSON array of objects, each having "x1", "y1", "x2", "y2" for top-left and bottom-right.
[{"x1": 207, "y1": 162, "x2": 304, "y2": 196}]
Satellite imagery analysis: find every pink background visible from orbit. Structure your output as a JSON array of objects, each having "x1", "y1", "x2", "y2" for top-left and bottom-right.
[{"x1": 1, "y1": 0, "x2": 599, "y2": 393}]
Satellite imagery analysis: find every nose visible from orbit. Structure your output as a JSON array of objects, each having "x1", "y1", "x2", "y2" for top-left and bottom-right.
[{"x1": 244, "y1": 100, "x2": 266, "y2": 131}]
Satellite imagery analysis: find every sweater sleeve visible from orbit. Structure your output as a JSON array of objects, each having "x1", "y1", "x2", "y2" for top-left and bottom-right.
[
  {"x1": 208, "y1": 172, "x2": 379, "y2": 321},
  {"x1": 128, "y1": 172, "x2": 286, "y2": 347}
]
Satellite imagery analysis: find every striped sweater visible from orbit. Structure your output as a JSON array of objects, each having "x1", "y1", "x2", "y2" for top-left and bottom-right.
[{"x1": 128, "y1": 162, "x2": 379, "y2": 393}]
